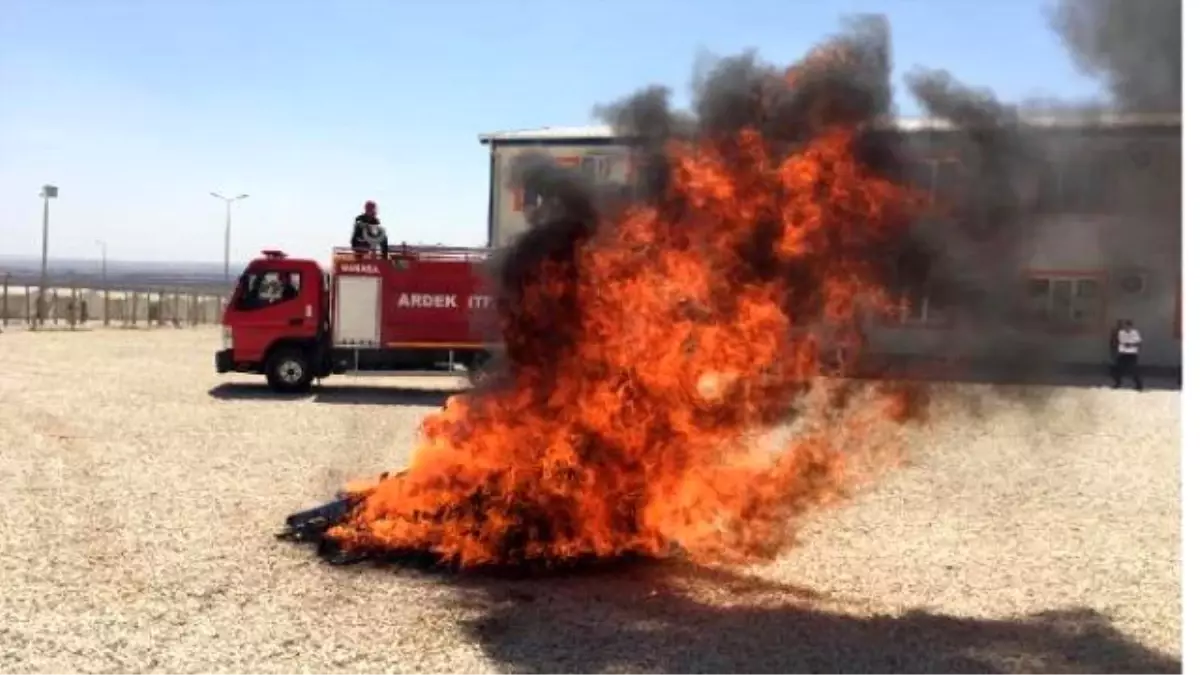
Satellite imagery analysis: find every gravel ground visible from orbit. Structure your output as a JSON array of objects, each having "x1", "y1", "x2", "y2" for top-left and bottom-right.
[{"x1": 0, "y1": 329, "x2": 1181, "y2": 673}]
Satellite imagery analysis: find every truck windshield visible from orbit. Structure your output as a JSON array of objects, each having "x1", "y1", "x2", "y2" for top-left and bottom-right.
[{"x1": 234, "y1": 269, "x2": 302, "y2": 310}]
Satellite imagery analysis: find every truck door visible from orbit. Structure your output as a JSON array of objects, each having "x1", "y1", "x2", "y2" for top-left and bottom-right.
[{"x1": 231, "y1": 267, "x2": 319, "y2": 359}]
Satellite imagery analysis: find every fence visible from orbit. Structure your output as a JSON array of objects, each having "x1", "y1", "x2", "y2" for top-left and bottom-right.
[{"x1": 0, "y1": 273, "x2": 228, "y2": 330}]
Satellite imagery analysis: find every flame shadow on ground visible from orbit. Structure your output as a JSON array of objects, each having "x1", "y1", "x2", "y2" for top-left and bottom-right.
[
  {"x1": 206, "y1": 383, "x2": 463, "y2": 407},
  {"x1": 354, "y1": 558, "x2": 1180, "y2": 674}
]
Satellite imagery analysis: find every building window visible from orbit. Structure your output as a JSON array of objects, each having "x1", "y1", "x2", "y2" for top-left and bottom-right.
[
  {"x1": 908, "y1": 160, "x2": 936, "y2": 195},
  {"x1": 1030, "y1": 137, "x2": 1175, "y2": 215},
  {"x1": 887, "y1": 283, "x2": 953, "y2": 328},
  {"x1": 511, "y1": 155, "x2": 581, "y2": 212},
  {"x1": 909, "y1": 156, "x2": 963, "y2": 210},
  {"x1": 1023, "y1": 272, "x2": 1105, "y2": 331},
  {"x1": 580, "y1": 154, "x2": 615, "y2": 183},
  {"x1": 521, "y1": 184, "x2": 544, "y2": 212},
  {"x1": 1057, "y1": 155, "x2": 1119, "y2": 214},
  {"x1": 931, "y1": 158, "x2": 963, "y2": 208},
  {"x1": 876, "y1": 250, "x2": 954, "y2": 329},
  {"x1": 511, "y1": 153, "x2": 624, "y2": 212},
  {"x1": 1088, "y1": 150, "x2": 1121, "y2": 212}
]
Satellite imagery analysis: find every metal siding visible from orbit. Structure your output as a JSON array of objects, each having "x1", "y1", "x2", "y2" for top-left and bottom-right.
[{"x1": 490, "y1": 142, "x2": 634, "y2": 249}]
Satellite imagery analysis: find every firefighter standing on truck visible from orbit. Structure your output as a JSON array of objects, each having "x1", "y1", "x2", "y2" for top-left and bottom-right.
[{"x1": 351, "y1": 200, "x2": 389, "y2": 258}]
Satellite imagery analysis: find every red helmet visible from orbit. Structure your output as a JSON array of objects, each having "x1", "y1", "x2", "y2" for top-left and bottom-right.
[{"x1": 364, "y1": 200, "x2": 377, "y2": 212}]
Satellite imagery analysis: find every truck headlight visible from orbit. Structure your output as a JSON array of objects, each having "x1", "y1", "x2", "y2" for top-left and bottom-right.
[{"x1": 222, "y1": 326, "x2": 232, "y2": 349}]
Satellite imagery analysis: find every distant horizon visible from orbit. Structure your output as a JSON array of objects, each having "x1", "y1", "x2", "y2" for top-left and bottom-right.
[
  {"x1": 0, "y1": 252, "x2": 240, "y2": 292},
  {"x1": 0, "y1": 253, "x2": 240, "y2": 268}
]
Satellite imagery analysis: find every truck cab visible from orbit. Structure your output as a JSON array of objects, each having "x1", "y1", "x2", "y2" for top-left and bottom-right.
[{"x1": 215, "y1": 250, "x2": 328, "y2": 391}]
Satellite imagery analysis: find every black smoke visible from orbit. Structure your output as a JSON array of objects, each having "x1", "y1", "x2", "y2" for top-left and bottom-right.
[
  {"x1": 493, "y1": 16, "x2": 909, "y2": 377},
  {"x1": 489, "y1": 151, "x2": 598, "y2": 373},
  {"x1": 492, "y1": 16, "x2": 984, "y2": 374},
  {"x1": 490, "y1": 5, "x2": 1180, "y2": 387},
  {"x1": 1049, "y1": 0, "x2": 1181, "y2": 113}
]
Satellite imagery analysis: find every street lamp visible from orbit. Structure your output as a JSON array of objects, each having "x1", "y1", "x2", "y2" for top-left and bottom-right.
[
  {"x1": 96, "y1": 239, "x2": 109, "y2": 326},
  {"x1": 37, "y1": 184, "x2": 59, "y2": 328},
  {"x1": 95, "y1": 239, "x2": 107, "y2": 283},
  {"x1": 209, "y1": 192, "x2": 249, "y2": 285}
]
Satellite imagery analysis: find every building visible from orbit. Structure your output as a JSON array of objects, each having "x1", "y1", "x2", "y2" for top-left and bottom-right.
[
  {"x1": 478, "y1": 125, "x2": 635, "y2": 249},
  {"x1": 478, "y1": 114, "x2": 1181, "y2": 372}
]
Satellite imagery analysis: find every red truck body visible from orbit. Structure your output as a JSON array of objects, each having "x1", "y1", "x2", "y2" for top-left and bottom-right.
[{"x1": 215, "y1": 245, "x2": 499, "y2": 392}]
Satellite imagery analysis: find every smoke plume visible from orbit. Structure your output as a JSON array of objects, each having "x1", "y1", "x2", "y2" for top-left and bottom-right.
[
  {"x1": 1049, "y1": 0, "x2": 1181, "y2": 113},
  {"x1": 498, "y1": 3, "x2": 1181, "y2": 388},
  {"x1": 323, "y1": 7, "x2": 1180, "y2": 569},
  {"x1": 498, "y1": 17, "x2": 909, "y2": 361},
  {"x1": 493, "y1": 17, "x2": 974, "y2": 385}
]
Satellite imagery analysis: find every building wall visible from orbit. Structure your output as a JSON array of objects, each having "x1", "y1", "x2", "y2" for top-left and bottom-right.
[
  {"x1": 869, "y1": 212, "x2": 1181, "y2": 367},
  {"x1": 488, "y1": 143, "x2": 634, "y2": 248},
  {"x1": 486, "y1": 124, "x2": 1181, "y2": 369},
  {"x1": 868, "y1": 125, "x2": 1181, "y2": 368}
]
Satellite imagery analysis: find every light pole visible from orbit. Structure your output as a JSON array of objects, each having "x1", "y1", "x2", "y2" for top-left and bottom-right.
[
  {"x1": 209, "y1": 192, "x2": 249, "y2": 285},
  {"x1": 37, "y1": 184, "x2": 58, "y2": 328},
  {"x1": 96, "y1": 239, "x2": 109, "y2": 326}
]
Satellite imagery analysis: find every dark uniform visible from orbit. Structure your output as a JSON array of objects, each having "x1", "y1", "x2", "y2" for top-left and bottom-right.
[{"x1": 351, "y1": 200, "x2": 389, "y2": 258}]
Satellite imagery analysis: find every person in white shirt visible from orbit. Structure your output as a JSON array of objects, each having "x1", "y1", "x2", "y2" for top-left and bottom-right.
[{"x1": 1111, "y1": 319, "x2": 1144, "y2": 391}]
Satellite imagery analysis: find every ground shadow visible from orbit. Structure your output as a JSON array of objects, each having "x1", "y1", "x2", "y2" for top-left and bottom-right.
[
  {"x1": 207, "y1": 383, "x2": 462, "y2": 407},
  {"x1": 920, "y1": 368, "x2": 1181, "y2": 393},
  {"x1": 859, "y1": 355, "x2": 1181, "y2": 393},
  {"x1": 412, "y1": 561, "x2": 1180, "y2": 674}
]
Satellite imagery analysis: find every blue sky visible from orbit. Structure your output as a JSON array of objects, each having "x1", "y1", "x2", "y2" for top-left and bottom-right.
[{"x1": 0, "y1": 0, "x2": 1106, "y2": 264}]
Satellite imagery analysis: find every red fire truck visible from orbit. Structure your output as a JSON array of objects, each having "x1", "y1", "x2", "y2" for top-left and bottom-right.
[{"x1": 215, "y1": 245, "x2": 500, "y2": 392}]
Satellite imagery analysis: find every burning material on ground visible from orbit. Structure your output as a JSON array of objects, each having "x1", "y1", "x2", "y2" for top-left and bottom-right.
[
  {"x1": 290, "y1": 26, "x2": 930, "y2": 569},
  {"x1": 282, "y1": 2, "x2": 1179, "y2": 572},
  {"x1": 277, "y1": 496, "x2": 365, "y2": 565},
  {"x1": 281, "y1": 17, "x2": 937, "y2": 573}
]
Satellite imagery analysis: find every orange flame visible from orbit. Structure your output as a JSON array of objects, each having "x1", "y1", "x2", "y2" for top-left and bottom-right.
[{"x1": 326, "y1": 117, "x2": 924, "y2": 568}]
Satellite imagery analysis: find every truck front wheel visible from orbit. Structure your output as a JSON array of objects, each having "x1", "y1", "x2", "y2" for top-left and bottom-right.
[{"x1": 265, "y1": 346, "x2": 314, "y2": 394}]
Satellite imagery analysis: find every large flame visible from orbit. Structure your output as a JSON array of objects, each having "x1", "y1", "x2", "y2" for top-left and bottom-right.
[{"x1": 324, "y1": 114, "x2": 926, "y2": 568}]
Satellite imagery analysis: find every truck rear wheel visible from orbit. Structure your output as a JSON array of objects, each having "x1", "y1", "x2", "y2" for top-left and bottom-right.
[{"x1": 265, "y1": 346, "x2": 314, "y2": 394}]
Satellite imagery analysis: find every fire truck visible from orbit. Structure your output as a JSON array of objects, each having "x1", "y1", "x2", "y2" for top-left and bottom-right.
[{"x1": 214, "y1": 245, "x2": 500, "y2": 393}]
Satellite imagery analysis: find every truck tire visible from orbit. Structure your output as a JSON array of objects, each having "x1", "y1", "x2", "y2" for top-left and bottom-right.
[{"x1": 265, "y1": 346, "x2": 314, "y2": 394}]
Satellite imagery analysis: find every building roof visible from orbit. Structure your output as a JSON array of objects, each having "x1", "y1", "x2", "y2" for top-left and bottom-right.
[
  {"x1": 478, "y1": 125, "x2": 619, "y2": 144},
  {"x1": 477, "y1": 113, "x2": 1181, "y2": 144}
]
